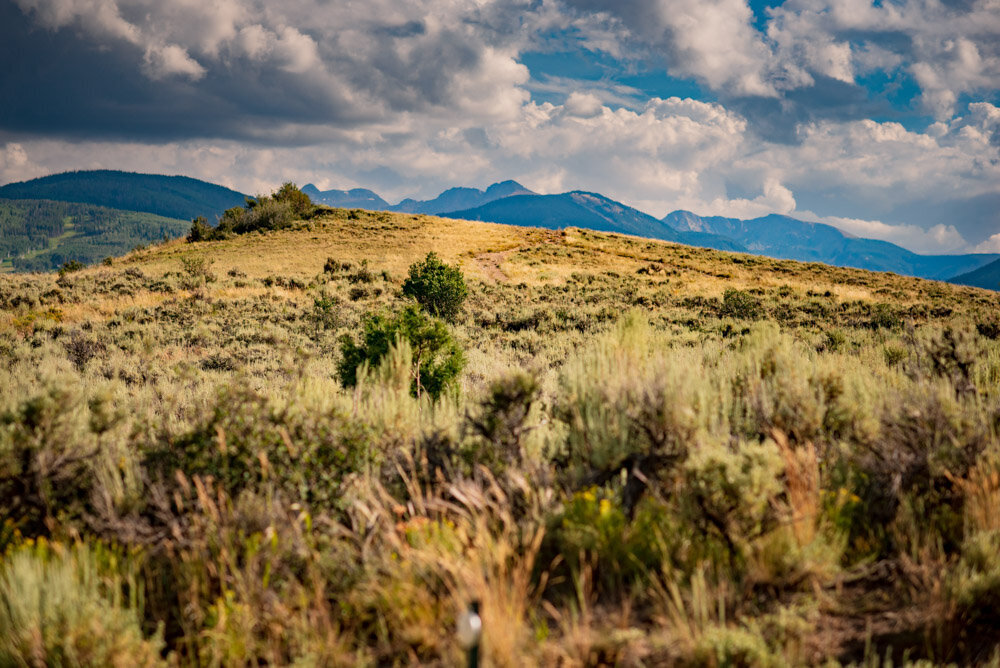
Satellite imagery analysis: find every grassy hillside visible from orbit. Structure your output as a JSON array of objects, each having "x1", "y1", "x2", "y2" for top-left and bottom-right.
[
  {"x1": 0, "y1": 170, "x2": 248, "y2": 221},
  {"x1": 2, "y1": 207, "x2": 1000, "y2": 665},
  {"x1": 0, "y1": 198, "x2": 188, "y2": 272},
  {"x1": 445, "y1": 192, "x2": 747, "y2": 253}
]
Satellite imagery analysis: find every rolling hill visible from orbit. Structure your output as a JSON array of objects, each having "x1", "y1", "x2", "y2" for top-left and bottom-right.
[
  {"x1": 0, "y1": 198, "x2": 188, "y2": 272},
  {"x1": 441, "y1": 191, "x2": 746, "y2": 251},
  {"x1": 0, "y1": 170, "x2": 247, "y2": 221},
  {"x1": 663, "y1": 210, "x2": 1000, "y2": 282},
  {"x1": 949, "y1": 257, "x2": 1000, "y2": 290}
]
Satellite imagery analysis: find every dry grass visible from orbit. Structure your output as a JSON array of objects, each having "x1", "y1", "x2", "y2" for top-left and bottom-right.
[{"x1": 3, "y1": 205, "x2": 1000, "y2": 666}]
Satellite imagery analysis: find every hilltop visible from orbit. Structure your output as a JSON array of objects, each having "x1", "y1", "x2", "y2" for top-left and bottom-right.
[
  {"x1": 3, "y1": 172, "x2": 994, "y2": 288},
  {"x1": 2, "y1": 205, "x2": 1000, "y2": 665},
  {"x1": 294, "y1": 179, "x2": 1000, "y2": 286},
  {"x1": 0, "y1": 169, "x2": 247, "y2": 221}
]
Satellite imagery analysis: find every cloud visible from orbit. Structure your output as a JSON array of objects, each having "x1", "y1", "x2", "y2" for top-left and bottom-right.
[
  {"x1": 562, "y1": 0, "x2": 782, "y2": 97},
  {"x1": 2, "y1": 92, "x2": 998, "y2": 255},
  {"x1": 142, "y1": 43, "x2": 206, "y2": 80},
  {"x1": 706, "y1": 178, "x2": 798, "y2": 220},
  {"x1": 2, "y1": 0, "x2": 999, "y2": 255},
  {"x1": 563, "y1": 91, "x2": 604, "y2": 118},
  {"x1": 808, "y1": 214, "x2": 969, "y2": 254},
  {"x1": 765, "y1": 0, "x2": 1000, "y2": 120},
  {"x1": 6, "y1": 0, "x2": 1000, "y2": 142},
  {"x1": 975, "y1": 233, "x2": 1000, "y2": 253},
  {"x1": 0, "y1": 142, "x2": 33, "y2": 184}
]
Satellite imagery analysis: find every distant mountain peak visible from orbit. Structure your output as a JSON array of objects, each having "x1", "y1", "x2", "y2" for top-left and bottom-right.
[
  {"x1": 388, "y1": 180, "x2": 536, "y2": 215},
  {"x1": 661, "y1": 209, "x2": 999, "y2": 281},
  {"x1": 303, "y1": 185, "x2": 389, "y2": 210},
  {"x1": 484, "y1": 180, "x2": 533, "y2": 198}
]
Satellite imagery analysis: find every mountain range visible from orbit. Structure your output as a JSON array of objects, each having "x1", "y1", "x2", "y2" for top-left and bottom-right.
[
  {"x1": 300, "y1": 185, "x2": 389, "y2": 210},
  {"x1": 437, "y1": 188, "x2": 998, "y2": 286},
  {"x1": 302, "y1": 179, "x2": 534, "y2": 215},
  {"x1": 662, "y1": 211, "x2": 999, "y2": 282},
  {"x1": 1, "y1": 170, "x2": 998, "y2": 289},
  {"x1": 443, "y1": 191, "x2": 747, "y2": 252}
]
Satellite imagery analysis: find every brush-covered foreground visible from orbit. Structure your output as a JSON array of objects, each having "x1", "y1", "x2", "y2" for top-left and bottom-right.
[{"x1": 2, "y1": 207, "x2": 1000, "y2": 666}]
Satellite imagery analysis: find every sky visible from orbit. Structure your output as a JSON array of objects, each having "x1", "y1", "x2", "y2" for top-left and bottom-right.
[{"x1": 1, "y1": 0, "x2": 999, "y2": 254}]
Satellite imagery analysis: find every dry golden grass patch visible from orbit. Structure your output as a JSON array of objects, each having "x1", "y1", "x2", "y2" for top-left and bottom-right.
[
  {"x1": 5, "y1": 207, "x2": 995, "y2": 342},
  {"x1": 90, "y1": 209, "x2": 995, "y2": 316}
]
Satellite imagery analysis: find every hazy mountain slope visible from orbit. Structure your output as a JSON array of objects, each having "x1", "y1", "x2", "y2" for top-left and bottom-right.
[
  {"x1": 0, "y1": 170, "x2": 247, "y2": 222},
  {"x1": 391, "y1": 180, "x2": 535, "y2": 214},
  {"x1": 949, "y1": 258, "x2": 1000, "y2": 291},
  {"x1": 664, "y1": 210, "x2": 999, "y2": 281},
  {"x1": 440, "y1": 191, "x2": 746, "y2": 251},
  {"x1": 301, "y1": 185, "x2": 390, "y2": 209},
  {"x1": 0, "y1": 198, "x2": 187, "y2": 271}
]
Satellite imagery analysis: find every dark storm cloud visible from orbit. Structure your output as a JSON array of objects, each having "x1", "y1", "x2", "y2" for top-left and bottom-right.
[
  {"x1": 0, "y1": 1, "x2": 372, "y2": 143},
  {"x1": 0, "y1": 0, "x2": 535, "y2": 143}
]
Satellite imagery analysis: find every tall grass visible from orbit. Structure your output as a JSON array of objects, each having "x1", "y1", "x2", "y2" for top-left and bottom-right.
[{"x1": 2, "y1": 208, "x2": 1000, "y2": 664}]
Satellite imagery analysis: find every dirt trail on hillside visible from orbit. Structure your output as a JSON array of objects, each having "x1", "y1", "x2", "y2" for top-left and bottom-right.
[
  {"x1": 472, "y1": 230, "x2": 562, "y2": 282},
  {"x1": 474, "y1": 250, "x2": 512, "y2": 282}
]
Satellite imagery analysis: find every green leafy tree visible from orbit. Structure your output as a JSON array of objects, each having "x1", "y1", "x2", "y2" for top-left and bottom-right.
[
  {"x1": 402, "y1": 252, "x2": 468, "y2": 322},
  {"x1": 272, "y1": 182, "x2": 314, "y2": 219},
  {"x1": 338, "y1": 304, "x2": 464, "y2": 400}
]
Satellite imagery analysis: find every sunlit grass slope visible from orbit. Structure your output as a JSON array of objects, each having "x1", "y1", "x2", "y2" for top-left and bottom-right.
[
  {"x1": 16, "y1": 206, "x2": 993, "y2": 327},
  {"x1": 2, "y1": 205, "x2": 1000, "y2": 666}
]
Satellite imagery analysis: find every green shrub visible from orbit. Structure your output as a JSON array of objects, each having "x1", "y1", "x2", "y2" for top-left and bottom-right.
[
  {"x1": 272, "y1": 182, "x2": 314, "y2": 219},
  {"x1": 824, "y1": 329, "x2": 847, "y2": 351},
  {"x1": 720, "y1": 289, "x2": 763, "y2": 320},
  {"x1": 143, "y1": 386, "x2": 372, "y2": 509},
  {"x1": 549, "y1": 489, "x2": 670, "y2": 592},
  {"x1": 0, "y1": 386, "x2": 119, "y2": 536},
  {"x1": 312, "y1": 291, "x2": 342, "y2": 330},
  {"x1": 58, "y1": 260, "x2": 86, "y2": 276},
  {"x1": 868, "y1": 303, "x2": 901, "y2": 330},
  {"x1": 883, "y1": 343, "x2": 908, "y2": 367},
  {"x1": 977, "y1": 319, "x2": 1000, "y2": 341},
  {"x1": 466, "y1": 372, "x2": 540, "y2": 469},
  {"x1": 0, "y1": 541, "x2": 165, "y2": 667},
  {"x1": 185, "y1": 183, "x2": 311, "y2": 242},
  {"x1": 338, "y1": 304, "x2": 465, "y2": 400},
  {"x1": 402, "y1": 252, "x2": 468, "y2": 322},
  {"x1": 233, "y1": 198, "x2": 294, "y2": 234},
  {"x1": 347, "y1": 259, "x2": 376, "y2": 284}
]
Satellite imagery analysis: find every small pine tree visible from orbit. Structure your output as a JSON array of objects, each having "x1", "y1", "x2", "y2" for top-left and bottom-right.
[
  {"x1": 402, "y1": 252, "x2": 468, "y2": 322},
  {"x1": 187, "y1": 216, "x2": 213, "y2": 242}
]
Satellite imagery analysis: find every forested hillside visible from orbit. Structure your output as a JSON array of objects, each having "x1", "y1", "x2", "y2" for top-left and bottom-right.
[
  {"x1": 0, "y1": 170, "x2": 247, "y2": 221},
  {"x1": 0, "y1": 199, "x2": 187, "y2": 271}
]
